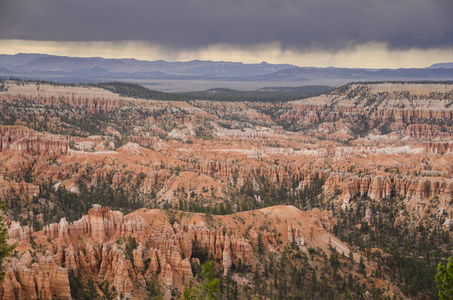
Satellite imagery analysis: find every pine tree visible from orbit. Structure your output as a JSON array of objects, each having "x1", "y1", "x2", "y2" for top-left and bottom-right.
[
  {"x1": 201, "y1": 260, "x2": 221, "y2": 300},
  {"x1": 436, "y1": 257, "x2": 453, "y2": 300},
  {"x1": 0, "y1": 201, "x2": 16, "y2": 281},
  {"x1": 85, "y1": 277, "x2": 100, "y2": 300},
  {"x1": 358, "y1": 255, "x2": 366, "y2": 276},
  {"x1": 98, "y1": 280, "x2": 118, "y2": 300}
]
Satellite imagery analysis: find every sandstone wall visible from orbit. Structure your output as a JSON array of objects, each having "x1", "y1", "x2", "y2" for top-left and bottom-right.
[{"x1": 0, "y1": 126, "x2": 68, "y2": 155}]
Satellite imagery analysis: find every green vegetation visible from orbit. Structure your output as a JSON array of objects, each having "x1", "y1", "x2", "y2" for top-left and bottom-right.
[
  {"x1": 200, "y1": 260, "x2": 221, "y2": 300},
  {"x1": 247, "y1": 243, "x2": 381, "y2": 299},
  {"x1": 182, "y1": 260, "x2": 226, "y2": 300},
  {"x1": 125, "y1": 236, "x2": 138, "y2": 264},
  {"x1": 5, "y1": 174, "x2": 145, "y2": 229},
  {"x1": 91, "y1": 81, "x2": 332, "y2": 102},
  {"x1": 169, "y1": 173, "x2": 453, "y2": 299},
  {"x1": 170, "y1": 173, "x2": 326, "y2": 215},
  {"x1": 69, "y1": 270, "x2": 121, "y2": 300},
  {"x1": 145, "y1": 278, "x2": 163, "y2": 300},
  {"x1": 69, "y1": 270, "x2": 100, "y2": 300},
  {"x1": 2, "y1": 78, "x2": 453, "y2": 299},
  {"x1": 334, "y1": 196, "x2": 451, "y2": 298},
  {"x1": 0, "y1": 201, "x2": 15, "y2": 281},
  {"x1": 98, "y1": 280, "x2": 118, "y2": 300},
  {"x1": 436, "y1": 257, "x2": 453, "y2": 300}
]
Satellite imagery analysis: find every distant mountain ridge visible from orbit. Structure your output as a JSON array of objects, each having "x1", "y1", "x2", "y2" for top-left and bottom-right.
[
  {"x1": 428, "y1": 62, "x2": 453, "y2": 69},
  {"x1": 0, "y1": 53, "x2": 295, "y2": 78},
  {"x1": 1, "y1": 53, "x2": 453, "y2": 85}
]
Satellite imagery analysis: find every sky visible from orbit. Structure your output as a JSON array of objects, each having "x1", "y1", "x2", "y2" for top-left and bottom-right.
[{"x1": 1, "y1": 0, "x2": 452, "y2": 68}]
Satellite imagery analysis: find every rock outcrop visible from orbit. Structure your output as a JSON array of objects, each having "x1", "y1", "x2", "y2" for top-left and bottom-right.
[
  {"x1": 3, "y1": 205, "x2": 260, "y2": 299},
  {"x1": 424, "y1": 141, "x2": 453, "y2": 154},
  {"x1": 325, "y1": 173, "x2": 453, "y2": 204},
  {"x1": 8, "y1": 222, "x2": 33, "y2": 242},
  {"x1": 0, "y1": 252, "x2": 72, "y2": 300},
  {"x1": 0, "y1": 83, "x2": 131, "y2": 114},
  {"x1": 288, "y1": 225, "x2": 305, "y2": 246},
  {"x1": 406, "y1": 124, "x2": 451, "y2": 139},
  {"x1": 0, "y1": 126, "x2": 68, "y2": 155}
]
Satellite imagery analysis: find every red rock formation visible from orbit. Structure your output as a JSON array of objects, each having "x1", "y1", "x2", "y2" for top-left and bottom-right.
[
  {"x1": 406, "y1": 124, "x2": 451, "y2": 139},
  {"x1": 0, "y1": 179, "x2": 40, "y2": 200},
  {"x1": 424, "y1": 141, "x2": 453, "y2": 154},
  {"x1": 8, "y1": 222, "x2": 33, "y2": 242},
  {"x1": 0, "y1": 87, "x2": 130, "y2": 114},
  {"x1": 129, "y1": 136, "x2": 163, "y2": 148},
  {"x1": 0, "y1": 252, "x2": 72, "y2": 300},
  {"x1": 308, "y1": 112, "x2": 320, "y2": 123},
  {"x1": 217, "y1": 129, "x2": 271, "y2": 139},
  {"x1": 0, "y1": 125, "x2": 68, "y2": 155},
  {"x1": 288, "y1": 225, "x2": 305, "y2": 246},
  {"x1": 0, "y1": 203, "x2": 345, "y2": 298},
  {"x1": 324, "y1": 173, "x2": 453, "y2": 203},
  {"x1": 373, "y1": 108, "x2": 453, "y2": 124},
  {"x1": 307, "y1": 208, "x2": 336, "y2": 232},
  {"x1": 2, "y1": 204, "x2": 259, "y2": 297}
]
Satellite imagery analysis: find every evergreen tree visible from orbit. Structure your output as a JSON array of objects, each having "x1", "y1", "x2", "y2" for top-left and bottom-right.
[
  {"x1": 358, "y1": 255, "x2": 366, "y2": 276},
  {"x1": 182, "y1": 280, "x2": 200, "y2": 300},
  {"x1": 98, "y1": 280, "x2": 118, "y2": 300},
  {"x1": 200, "y1": 260, "x2": 221, "y2": 300},
  {"x1": 85, "y1": 277, "x2": 100, "y2": 300},
  {"x1": 257, "y1": 232, "x2": 264, "y2": 254},
  {"x1": 0, "y1": 201, "x2": 15, "y2": 281},
  {"x1": 145, "y1": 278, "x2": 163, "y2": 300},
  {"x1": 436, "y1": 257, "x2": 453, "y2": 300}
]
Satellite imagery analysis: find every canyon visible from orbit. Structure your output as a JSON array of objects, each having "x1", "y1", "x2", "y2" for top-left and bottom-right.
[
  {"x1": 2, "y1": 204, "x2": 340, "y2": 299},
  {"x1": 0, "y1": 79, "x2": 452, "y2": 299}
]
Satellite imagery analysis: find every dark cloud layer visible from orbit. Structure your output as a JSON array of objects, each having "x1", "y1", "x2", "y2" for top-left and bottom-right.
[{"x1": 1, "y1": 0, "x2": 452, "y2": 50}]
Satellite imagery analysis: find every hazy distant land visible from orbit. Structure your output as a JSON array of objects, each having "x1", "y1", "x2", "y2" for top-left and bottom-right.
[{"x1": 1, "y1": 53, "x2": 453, "y2": 91}]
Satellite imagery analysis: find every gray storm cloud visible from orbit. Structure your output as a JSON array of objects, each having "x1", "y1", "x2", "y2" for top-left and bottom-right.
[{"x1": 0, "y1": 0, "x2": 452, "y2": 50}]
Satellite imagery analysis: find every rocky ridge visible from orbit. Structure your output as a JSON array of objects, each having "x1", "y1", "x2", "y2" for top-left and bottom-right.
[
  {"x1": 1, "y1": 205, "x2": 339, "y2": 299},
  {"x1": 0, "y1": 126, "x2": 68, "y2": 155}
]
